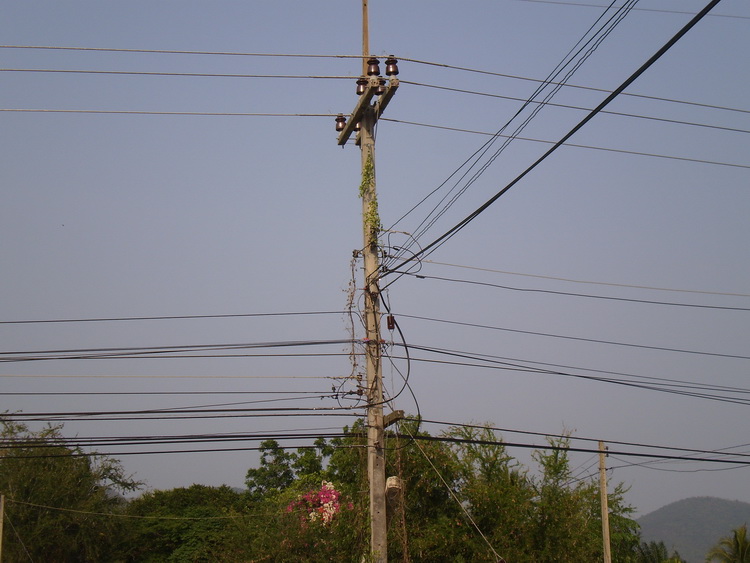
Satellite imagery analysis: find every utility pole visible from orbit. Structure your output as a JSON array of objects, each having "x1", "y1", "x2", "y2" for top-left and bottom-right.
[
  {"x1": 334, "y1": 4, "x2": 399, "y2": 561},
  {"x1": 599, "y1": 441, "x2": 612, "y2": 563}
]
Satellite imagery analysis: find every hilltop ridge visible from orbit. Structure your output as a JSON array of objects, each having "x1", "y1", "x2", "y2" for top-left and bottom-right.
[{"x1": 637, "y1": 497, "x2": 750, "y2": 563}]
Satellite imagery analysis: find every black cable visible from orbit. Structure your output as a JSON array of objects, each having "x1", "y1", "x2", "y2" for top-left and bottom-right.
[
  {"x1": 383, "y1": 0, "x2": 725, "y2": 276},
  {"x1": 11, "y1": 426, "x2": 750, "y2": 467},
  {"x1": 398, "y1": 61, "x2": 750, "y2": 116},
  {"x1": 1, "y1": 390, "x2": 332, "y2": 396},
  {"x1": 0, "y1": 339, "x2": 357, "y2": 363},
  {"x1": 0, "y1": 68, "x2": 352, "y2": 80},
  {"x1": 0, "y1": 310, "x2": 346, "y2": 325},
  {"x1": 410, "y1": 418, "x2": 750, "y2": 461},
  {"x1": 3, "y1": 412, "x2": 361, "y2": 423},
  {"x1": 399, "y1": 79, "x2": 750, "y2": 136},
  {"x1": 380, "y1": 117, "x2": 750, "y2": 170},
  {"x1": 396, "y1": 313, "x2": 750, "y2": 360},
  {"x1": 512, "y1": 0, "x2": 749, "y2": 19},
  {"x1": 402, "y1": 433, "x2": 750, "y2": 466},
  {"x1": 400, "y1": 271, "x2": 750, "y2": 311},
  {"x1": 387, "y1": 0, "x2": 638, "y2": 264},
  {"x1": 8, "y1": 406, "x2": 361, "y2": 419},
  {"x1": 391, "y1": 352, "x2": 750, "y2": 406}
]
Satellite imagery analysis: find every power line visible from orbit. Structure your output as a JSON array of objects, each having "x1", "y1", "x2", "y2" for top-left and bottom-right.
[
  {"x1": 3, "y1": 412, "x2": 362, "y2": 423},
  {"x1": 391, "y1": 345, "x2": 750, "y2": 406},
  {"x1": 0, "y1": 109, "x2": 335, "y2": 117},
  {"x1": 0, "y1": 68, "x2": 352, "y2": 80},
  {"x1": 0, "y1": 45, "x2": 363, "y2": 58},
  {"x1": 1, "y1": 431, "x2": 352, "y2": 451},
  {"x1": 7, "y1": 498, "x2": 248, "y2": 521},
  {"x1": 419, "y1": 260, "x2": 750, "y2": 298},
  {"x1": 411, "y1": 418, "x2": 750, "y2": 462},
  {"x1": 0, "y1": 310, "x2": 348, "y2": 325},
  {"x1": 2, "y1": 390, "x2": 332, "y2": 396},
  {"x1": 396, "y1": 314, "x2": 750, "y2": 360},
  {"x1": 0, "y1": 339, "x2": 357, "y2": 363},
  {"x1": 406, "y1": 433, "x2": 750, "y2": 466},
  {"x1": 6, "y1": 418, "x2": 750, "y2": 467},
  {"x1": 511, "y1": 0, "x2": 750, "y2": 19},
  {"x1": 405, "y1": 345, "x2": 750, "y2": 396},
  {"x1": 400, "y1": 79, "x2": 750, "y2": 135},
  {"x1": 0, "y1": 339, "x2": 353, "y2": 355},
  {"x1": 388, "y1": 1, "x2": 641, "y2": 264},
  {"x1": 383, "y1": 0, "x2": 726, "y2": 273},
  {"x1": 0, "y1": 373, "x2": 339, "y2": 379},
  {"x1": 380, "y1": 118, "x2": 750, "y2": 169},
  {"x1": 11, "y1": 106, "x2": 742, "y2": 170},
  {"x1": 399, "y1": 61, "x2": 750, "y2": 116},
  {"x1": 8, "y1": 406, "x2": 360, "y2": 418},
  {"x1": 4, "y1": 45, "x2": 748, "y2": 115},
  {"x1": 400, "y1": 271, "x2": 750, "y2": 311}
]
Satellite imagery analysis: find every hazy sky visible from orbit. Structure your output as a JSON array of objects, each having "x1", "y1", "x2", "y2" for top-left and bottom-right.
[{"x1": 2, "y1": 0, "x2": 749, "y2": 518}]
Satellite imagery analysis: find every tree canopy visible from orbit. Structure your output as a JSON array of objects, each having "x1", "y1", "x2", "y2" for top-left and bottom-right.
[
  {"x1": 1, "y1": 416, "x2": 668, "y2": 561},
  {"x1": 0, "y1": 417, "x2": 141, "y2": 562}
]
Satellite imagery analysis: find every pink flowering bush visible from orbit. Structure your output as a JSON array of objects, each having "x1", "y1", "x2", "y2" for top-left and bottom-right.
[{"x1": 286, "y1": 481, "x2": 351, "y2": 526}]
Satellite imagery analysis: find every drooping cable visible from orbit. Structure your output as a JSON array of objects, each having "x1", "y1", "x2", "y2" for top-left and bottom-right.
[
  {"x1": 385, "y1": 0, "x2": 639, "y2": 266},
  {"x1": 383, "y1": 0, "x2": 725, "y2": 278}
]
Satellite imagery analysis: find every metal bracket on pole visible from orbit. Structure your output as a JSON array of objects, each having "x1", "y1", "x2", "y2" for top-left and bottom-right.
[
  {"x1": 338, "y1": 77, "x2": 399, "y2": 146},
  {"x1": 337, "y1": 76, "x2": 380, "y2": 146},
  {"x1": 374, "y1": 77, "x2": 399, "y2": 116}
]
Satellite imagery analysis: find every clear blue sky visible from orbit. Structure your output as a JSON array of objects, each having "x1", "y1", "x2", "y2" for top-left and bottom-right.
[{"x1": 1, "y1": 0, "x2": 749, "y2": 518}]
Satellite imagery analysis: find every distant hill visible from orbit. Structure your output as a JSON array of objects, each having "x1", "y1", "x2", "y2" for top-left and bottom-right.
[{"x1": 637, "y1": 497, "x2": 750, "y2": 563}]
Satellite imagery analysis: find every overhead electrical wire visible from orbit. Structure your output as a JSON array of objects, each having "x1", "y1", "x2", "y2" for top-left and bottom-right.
[
  {"x1": 385, "y1": 342, "x2": 750, "y2": 405},
  {"x1": 0, "y1": 109, "x2": 337, "y2": 117},
  {"x1": 412, "y1": 419, "x2": 750, "y2": 462},
  {"x1": 399, "y1": 422, "x2": 505, "y2": 562},
  {"x1": 1, "y1": 431, "x2": 352, "y2": 452},
  {"x1": 380, "y1": 118, "x2": 749, "y2": 170},
  {"x1": 5, "y1": 106, "x2": 736, "y2": 169},
  {"x1": 1, "y1": 442, "x2": 364, "y2": 459},
  {"x1": 0, "y1": 45, "x2": 364, "y2": 58},
  {"x1": 399, "y1": 58, "x2": 750, "y2": 116},
  {"x1": 607, "y1": 456, "x2": 750, "y2": 474},
  {"x1": 383, "y1": 0, "x2": 726, "y2": 277},
  {"x1": 8, "y1": 428, "x2": 750, "y2": 467},
  {"x1": 390, "y1": 352, "x2": 750, "y2": 407},
  {"x1": 405, "y1": 433, "x2": 750, "y2": 466},
  {"x1": 419, "y1": 260, "x2": 750, "y2": 298},
  {"x1": 397, "y1": 344, "x2": 750, "y2": 396},
  {"x1": 386, "y1": 0, "x2": 642, "y2": 265},
  {"x1": 4, "y1": 46, "x2": 748, "y2": 117},
  {"x1": 0, "y1": 68, "x2": 352, "y2": 80},
  {"x1": 3, "y1": 411, "x2": 362, "y2": 424},
  {"x1": 0, "y1": 310, "x2": 349, "y2": 325},
  {"x1": 395, "y1": 314, "x2": 750, "y2": 360},
  {"x1": 0, "y1": 373, "x2": 338, "y2": 379},
  {"x1": 8, "y1": 406, "x2": 361, "y2": 419},
  {"x1": 2, "y1": 390, "x2": 334, "y2": 397},
  {"x1": 511, "y1": 0, "x2": 750, "y2": 19},
  {"x1": 0, "y1": 338, "x2": 357, "y2": 363},
  {"x1": 399, "y1": 271, "x2": 750, "y2": 311},
  {"x1": 399, "y1": 79, "x2": 750, "y2": 136}
]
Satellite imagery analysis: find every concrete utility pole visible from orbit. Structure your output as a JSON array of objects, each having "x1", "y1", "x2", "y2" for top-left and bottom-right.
[
  {"x1": 599, "y1": 441, "x2": 612, "y2": 563},
  {"x1": 335, "y1": 4, "x2": 399, "y2": 561},
  {"x1": 360, "y1": 101, "x2": 388, "y2": 563}
]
